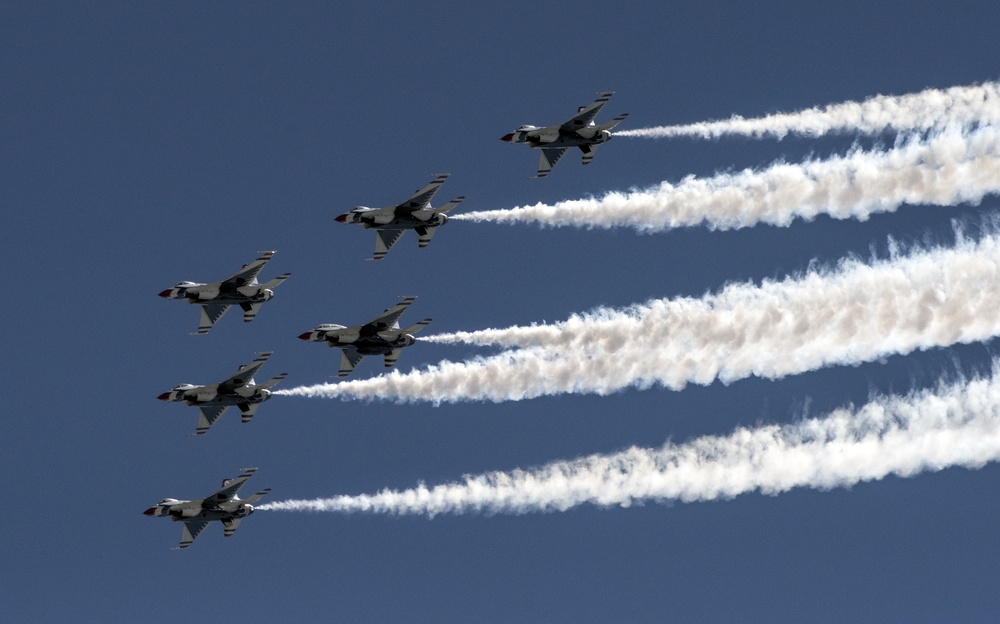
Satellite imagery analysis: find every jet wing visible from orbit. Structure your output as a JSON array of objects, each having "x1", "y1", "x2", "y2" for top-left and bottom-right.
[
  {"x1": 366, "y1": 296, "x2": 417, "y2": 330},
  {"x1": 222, "y1": 250, "x2": 276, "y2": 286},
  {"x1": 373, "y1": 229, "x2": 406, "y2": 261},
  {"x1": 395, "y1": 174, "x2": 449, "y2": 213},
  {"x1": 198, "y1": 303, "x2": 231, "y2": 335},
  {"x1": 221, "y1": 352, "x2": 272, "y2": 389},
  {"x1": 536, "y1": 148, "x2": 569, "y2": 178},
  {"x1": 338, "y1": 347, "x2": 366, "y2": 377},
  {"x1": 177, "y1": 519, "x2": 211, "y2": 550},
  {"x1": 560, "y1": 91, "x2": 614, "y2": 131},
  {"x1": 196, "y1": 405, "x2": 229, "y2": 435}
]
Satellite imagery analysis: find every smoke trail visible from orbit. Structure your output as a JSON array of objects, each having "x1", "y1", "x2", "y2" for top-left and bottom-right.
[
  {"x1": 617, "y1": 81, "x2": 1000, "y2": 140},
  {"x1": 278, "y1": 230, "x2": 1000, "y2": 404},
  {"x1": 260, "y1": 364, "x2": 1000, "y2": 516},
  {"x1": 452, "y1": 126, "x2": 1000, "y2": 232}
]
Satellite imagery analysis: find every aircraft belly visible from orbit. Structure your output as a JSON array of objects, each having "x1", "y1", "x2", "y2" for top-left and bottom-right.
[
  {"x1": 373, "y1": 219, "x2": 415, "y2": 229},
  {"x1": 542, "y1": 135, "x2": 587, "y2": 148},
  {"x1": 354, "y1": 340, "x2": 391, "y2": 355}
]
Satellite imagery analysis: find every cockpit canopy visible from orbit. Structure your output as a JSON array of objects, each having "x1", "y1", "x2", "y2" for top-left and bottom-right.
[{"x1": 516, "y1": 124, "x2": 538, "y2": 132}]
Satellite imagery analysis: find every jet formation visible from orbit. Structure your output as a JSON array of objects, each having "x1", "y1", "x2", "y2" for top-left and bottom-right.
[
  {"x1": 299, "y1": 296, "x2": 431, "y2": 377},
  {"x1": 144, "y1": 467, "x2": 270, "y2": 549},
  {"x1": 149, "y1": 91, "x2": 629, "y2": 548},
  {"x1": 159, "y1": 250, "x2": 291, "y2": 334},
  {"x1": 501, "y1": 91, "x2": 628, "y2": 178},
  {"x1": 335, "y1": 173, "x2": 464, "y2": 260},
  {"x1": 158, "y1": 352, "x2": 287, "y2": 435}
]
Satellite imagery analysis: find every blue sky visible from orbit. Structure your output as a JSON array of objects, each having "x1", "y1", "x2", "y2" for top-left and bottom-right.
[{"x1": 4, "y1": 2, "x2": 1000, "y2": 621}]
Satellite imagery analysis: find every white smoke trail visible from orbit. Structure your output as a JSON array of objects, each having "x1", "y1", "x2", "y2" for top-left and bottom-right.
[
  {"x1": 452, "y1": 125, "x2": 1000, "y2": 232},
  {"x1": 278, "y1": 230, "x2": 1000, "y2": 404},
  {"x1": 260, "y1": 364, "x2": 1000, "y2": 516},
  {"x1": 617, "y1": 81, "x2": 1000, "y2": 140}
]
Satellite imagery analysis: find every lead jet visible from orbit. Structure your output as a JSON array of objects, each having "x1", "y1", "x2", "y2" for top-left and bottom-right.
[
  {"x1": 159, "y1": 250, "x2": 291, "y2": 334},
  {"x1": 143, "y1": 467, "x2": 270, "y2": 550},
  {"x1": 335, "y1": 174, "x2": 464, "y2": 260},
  {"x1": 158, "y1": 352, "x2": 287, "y2": 435},
  {"x1": 500, "y1": 91, "x2": 628, "y2": 178},
  {"x1": 298, "y1": 296, "x2": 431, "y2": 377}
]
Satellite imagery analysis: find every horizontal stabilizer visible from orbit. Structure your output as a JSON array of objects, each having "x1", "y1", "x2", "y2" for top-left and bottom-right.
[
  {"x1": 242, "y1": 487, "x2": 272, "y2": 505},
  {"x1": 598, "y1": 112, "x2": 629, "y2": 132},
  {"x1": 415, "y1": 226, "x2": 437, "y2": 248},
  {"x1": 435, "y1": 196, "x2": 465, "y2": 214},
  {"x1": 384, "y1": 348, "x2": 403, "y2": 368},
  {"x1": 401, "y1": 318, "x2": 432, "y2": 334},
  {"x1": 258, "y1": 373, "x2": 287, "y2": 389},
  {"x1": 260, "y1": 272, "x2": 291, "y2": 290},
  {"x1": 239, "y1": 402, "x2": 258, "y2": 423},
  {"x1": 222, "y1": 517, "x2": 243, "y2": 538}
]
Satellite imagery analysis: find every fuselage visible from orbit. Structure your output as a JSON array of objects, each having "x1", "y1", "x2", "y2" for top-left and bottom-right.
[
  {"x1": 298, "y1": 325, "x2": 417, "y2": 355},
  {"x1": 335, "y1": 209, "x2": 448, "y2": 231},
  {"x1": 143, "y1": 498, "x2": 254, "y2": 522},
  {"x1": 157, "y1": 383, "x2": 273, "y2": 406},
  {"x1": 501, "y1": 125, "x2": 613, "y2": 148},
  {"x1": 159, "y1": 281, "x2": 275, "y2": 304}
]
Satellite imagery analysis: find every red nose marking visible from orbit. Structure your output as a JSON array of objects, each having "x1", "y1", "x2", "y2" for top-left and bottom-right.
[
  {"x1": 157, "y1": 392, "x2": 171, "y2": 401},
  {"x1": 143, "y1": 507, "x2": 156, "y2": 516},
  {"x1": 500, "y1": 133, "x2": 514, "y2": 142},
  {"x1": 158, "y1": 289, "x2": 173, "y2": 298},
  {"x1": 298, "y1": 332, "x2": 314, "y2": 341},
  {"x1": 334, "y1": 214, "x2": 348, "y2": 223}
]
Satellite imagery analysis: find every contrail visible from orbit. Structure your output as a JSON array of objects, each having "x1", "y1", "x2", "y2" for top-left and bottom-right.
[
  {"x1": 278, "y1": 229, "x2": 1000, "y2": 404},
  {"x1": 260, "y1": 364, "x2": 1000, "y2": 516},
  {"x1": 452, "y1": 125, "x2": 1000, "y2": 232},
  {"x1": 617, "y1": 81, "x2": 1000, "y2": 140}
]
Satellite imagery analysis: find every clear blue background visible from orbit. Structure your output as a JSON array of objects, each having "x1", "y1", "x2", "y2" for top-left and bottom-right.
[{"x1": 3, "y1": 2, "x2": 1000, "y2": 621}]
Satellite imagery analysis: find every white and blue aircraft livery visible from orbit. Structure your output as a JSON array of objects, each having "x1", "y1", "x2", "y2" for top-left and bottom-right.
[
  {"x1": 158, "y1": 352, "x2": 287, "y2": 435},
  {"x1": 299, "y1": 296, "x2": 431, "y2": 377},
  {"x1": 143, "y1": 467, "x2": 270, "y2": 550},
  {"x1": 335, "y1": 174, "x2": 465, "y2": 260},
  {"x1": 500, "y1": 91, "x2": 628, "y2": 178},
  {"x1": 159, "y1": 250, "x2": 291, "y2": 334}
]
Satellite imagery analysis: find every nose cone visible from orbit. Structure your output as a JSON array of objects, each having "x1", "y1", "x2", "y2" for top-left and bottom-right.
[
  {"x1": 334, "y1": 214, "x2": 348, "y2": 223},
  {"x1": 500, "y1": 133, "x2": 514, "y2": 142},
  {"x1": 158, "y1": 289, "x2": 173, "y2": 298},
  {"x1": 298, "y1": 332, "x2": 314, "y2": 341},
  {"x1": 157, "y1": 392, "x2": 172, "y2": 401},
  {"x1": 143, "y1": 507, "x2": 157, "y2": 516}
]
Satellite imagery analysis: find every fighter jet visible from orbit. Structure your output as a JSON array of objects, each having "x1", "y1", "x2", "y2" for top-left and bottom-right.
[
  {"x1": 335, "y1": 174, "x2": 464, "y2": 260},
  {"x1": 500, "y1": 91, "x2": 628, "y2": 178},
  {"x1": 143, "y1": 467, "x2": 270, "y2": 550},
  {"x1": 298, "y1": 296, "x2": 431, "y2": 377},
  {"x1": 158, "y1": 352, "x2": 287, "y2": 435},
  {"x1": 159, "y1": 250, "x2": 291, "y2": 334}
]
